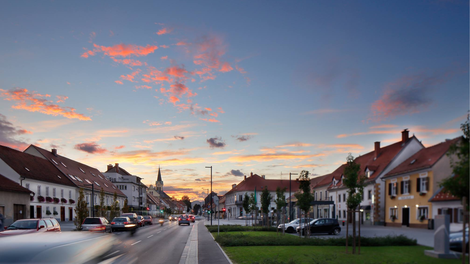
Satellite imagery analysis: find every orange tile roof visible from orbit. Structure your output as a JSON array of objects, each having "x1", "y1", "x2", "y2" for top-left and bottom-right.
[
  {"x1": 429, "y1": 186, "x2": 460, "y2": 202},
  {"x1": 385, "y1": 137, "x2": 461, "y2": 178},
  {"x1": 225, "y1": 173, "x2": 300, "y2": 196},
  {"x1": 0, "y1": 173, "x2": 32, "y2": 194}
]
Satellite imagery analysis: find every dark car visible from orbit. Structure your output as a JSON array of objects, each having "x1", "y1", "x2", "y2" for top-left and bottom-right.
[
  {"x1": 178, "y1": 215, "x2": 190, "y2": 226},
  {"x1": 297, "y1": 218, "x2": 341, "y2": 235},
  {"x1": 0, "y1": 218, "x2": 61, "y2": 237},
  {"x1": 278, "y1": 218, "x2": 313, "y2": 233},
  {"x1": 110, "y1": 217, "x2": 136, "y2": 232},
  {"x1": 81, "y1": 217, "x2": 112, "y2": 233},
  {"x1": 143, "y1": 216, "x2": 153, "y2": 225},
  {"x1": 450, "y1": 227, "x2": 469, "y2": 252},
  {"x1": 121, "y1": 213, "x2": 138, "y2": 225},
  {"x1": 188, "y1": 214, "x2": 195, "y2": 223},
  {"x1": 137, "y1": 215, "x2": 144, "y2": 227}
]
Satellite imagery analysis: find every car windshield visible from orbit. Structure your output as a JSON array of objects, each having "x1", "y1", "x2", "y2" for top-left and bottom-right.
[
  {"x1": 83, "y1": 218, "x2": 101, "y2": 224},
  {"x1": 8, "y1": 220, "x2": 37, "y2": 229},
  {"x1": 144, "y1": 216, "x2": 151, "y2": 219},
  {"x1": 289, "y1": 219, "x2": 299, "y2": 224},
  {"x1": 113, "y1": 218, "x2": 127, "y2": 222}
]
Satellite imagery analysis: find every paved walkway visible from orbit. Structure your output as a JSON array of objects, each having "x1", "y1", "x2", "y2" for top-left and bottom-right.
[{"x1": 179, "y1": 220, "x2": 231, "y2": 264}]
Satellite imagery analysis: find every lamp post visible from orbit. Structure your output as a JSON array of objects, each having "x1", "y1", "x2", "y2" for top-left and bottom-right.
[
  {"x1": 289, "y1": 172, "x2": 298, "y2": 221},
  {"x1": 84, "y1": 184, "x2": 95, "y2": 217},
  {"x1": 205, "y1": 166, "x2": 212, "y2": 226}
]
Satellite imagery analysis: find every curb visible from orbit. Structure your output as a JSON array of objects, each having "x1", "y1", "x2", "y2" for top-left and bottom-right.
[{"x1": 209, "y1": 230, "x2": 233, "y2": 264}]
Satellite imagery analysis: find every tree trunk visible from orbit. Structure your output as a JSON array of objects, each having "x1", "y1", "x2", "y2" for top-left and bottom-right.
[
  {"x1": 352, "y1": 209, "x2": 356, "y2": 254},
  {"x1": 346, "y1": 210, "x2": 349, "y2": 253}
]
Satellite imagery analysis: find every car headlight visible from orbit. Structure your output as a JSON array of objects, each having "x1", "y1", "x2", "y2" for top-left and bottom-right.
[{"x1": 450, "y1": 237, "x2": 463, "y2": 242}]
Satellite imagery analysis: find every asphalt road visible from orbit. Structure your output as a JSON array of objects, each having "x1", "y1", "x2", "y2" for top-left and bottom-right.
[{"x1": 107, "y1": 220, "x2": 193, "y2": 264}]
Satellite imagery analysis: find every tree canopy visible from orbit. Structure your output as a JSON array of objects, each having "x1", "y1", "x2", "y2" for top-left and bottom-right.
[{"x1": 343, "y1": 154, "x2": 364, "y2": 210}]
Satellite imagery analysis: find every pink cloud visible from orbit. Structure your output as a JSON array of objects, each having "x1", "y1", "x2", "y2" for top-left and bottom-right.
[
  {"x1": 82, "y1": 43, "x2": 158, "y2": 58},
  {"x1": 56, "y1": 95, "x2": 68, "y2": 103},
  {"x1": 205, "y1": 108, "x2": 212, "y2": 111},
  {"x1": 135, "y1": 85, "x2": 152, "y2": 89},
  {"x1": 161, "y1": 56, "x2": 168, "y2": 60},
  {"x1": 120, "y1": 69, "x2": 141, "y2": 82},
  {"x1": 111, "y1": 57, "x2": 143, "y2": 67},
  {"x1": 165, "y1": 65, "x2": 188, "y2": 78},
  {"x1": 176, "y1": 41, "x2": 188, "y2": 46},
  {"x1": 0, "y1": 88, "x2": 91, "y2": 121},
  {"x1": 236, "y1": 65, "x2": 247, "y2": 74},
  {"x1": 115, "y1": 80, "x2": 123, "y2": 85},
  {"x1": 88, "y1": 32, "x2": 96, "y2": 43},
  {"x1": 157, "y1": 28, "x2": 173, "y2": 35},
  {"x1": 217, "y1": 107, "x2": 225, "y2": 113},
  {"x1": 219, "y1": 62, "x2": 233, "y2": 72},
  {"x1": 160, "y1": 45, "x2": 170, "y2": 48},
  {"x1": 109, "y1": 30, "x2": 114, "y2": 37},
  {"x1": 115, "y1": 145, "x2": 125, "y2": 149}
]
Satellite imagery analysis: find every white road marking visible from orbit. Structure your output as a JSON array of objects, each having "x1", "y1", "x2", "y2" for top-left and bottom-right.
[
  {"x1": 131, "y1": 240, "x2": 142, "y2": 246},
  {"x1": 103, "y1": 250, "x2": 120, "y2": 258},
  {"x1": 147, "y1": 235, "x2": 153, "y2": 238},
  {"x1": 157, "y1": 231, "x2": 161, "y2": 233}
]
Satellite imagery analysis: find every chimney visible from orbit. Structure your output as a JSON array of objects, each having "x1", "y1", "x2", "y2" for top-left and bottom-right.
[
  {"x1": 244, "y1": 175, "x2": 246, "y2": 180},
  {"x1": 107, "y1": 164, "x2": 113, "y2": 171},
  {"x1": 51, "y1": 149, "x2": 57, "y2": 156},
  {"x1": 115, "y1": 163, "x2": 119, "y2": 173},
  {"x1": 250, "y1": 172, "x2": 253, "y2": 177},
  {"x1": 232, "y1": 184, "x2": 236, "y2": 189},
  {"x1": 374, "y1": 141, "x2": 380, "y2": 159},
  {"x1": 402, "y1": 129, "x2": 409, "y2": 143},
  {"x1": 262, "y1": 175, "x2": 265, "y2": 179}
]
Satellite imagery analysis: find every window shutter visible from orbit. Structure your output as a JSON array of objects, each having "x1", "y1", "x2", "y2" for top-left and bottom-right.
[
  {"x1": 453, "y1": 208, "x2": 458, "y2": 223},
  {"x1": 388, "y1": 183, "x2": 392, "y2": 195},
  {"x1": 400, "y1": 181, "x2": 404, "y2": 194},
  {"x1": 408, "y1": 180, "x2": 411, "y2": 193},
  {"x1": 447, "y1": 208, "x2": 453, "y2": 222},
  {"x1": 438, "y1": 208, "x2": 442, "y2": 215},
  {"x1": 416, "y1": 178, "x2": 421, "y2": 193},
  {"x1": 425, "y1": 179, "x2": 429, "y2": 192}
]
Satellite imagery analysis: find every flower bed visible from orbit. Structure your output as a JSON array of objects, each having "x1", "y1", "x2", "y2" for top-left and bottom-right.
[
  {"x1": 61, "y1": 198, "x2": 67, "y2": 203},
  {"x1": 69, "y1": 199, "x2": 75, "y2": 204},
  {"x1": 38, "y1": 196, "x2": 45, "y2": 202},
  {"x1": 46, "y1": 197, "x2": 53, "y2": 203},
  {"x1": 53, "y1": 197, "x2": 60, "y2": 203}
]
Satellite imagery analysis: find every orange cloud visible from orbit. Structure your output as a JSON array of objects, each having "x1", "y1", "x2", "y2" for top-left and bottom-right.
[
  {"x1": 56, "y1": 95, "x2": 68, "y2": 103},
  {"x1": 165, "y1": 66, "x2": 188, "y2": 78},
  {"x1": 161, "y1": 56, "x2": 168, "y2": 60},
  {"x1": 176, "y1": 41, "x2": 188, "y2": 46},
  {"x1": 83, "y1": 43, "x2": 158, "y2": 58},
  {"x1": 200, "y1": 118, "x2": 220, "y2": 123},
  {"x1": 115, "y1": 145, "x2": 125, "y2": 149},
  {"x1": 236, "y1": 65, "x2": 247, "y2": 74},
  {"x1": 276, "y1": 143, "x2": 313, "y2": 148},
  {"x1": 0, "y1": 88, "x2": 91, "y2": 121},
  {"x1": 205, "y1": 108, "x2": 212, "y2": 111},
  {"x1": 218, "y1": 107, "x2": 225, "y2": 113},
  {"x1": 219, "y1": 62, "x2": 233, "y2": 72},
  {"x1": 160, "y1": 45, "x2": 170, "y2": 48},
  {"x1": 120, "y1": 69, "x2": 141, "y2": 82},
  {"x1": 157, "y1": 28, "x2": 173, "y2": 35},
  {"x1": 111, "y1": 58, "x2": 143, "y2": 67},
  {"x1": 115, "y1": 80, "x2": 123, "y2": 85}
]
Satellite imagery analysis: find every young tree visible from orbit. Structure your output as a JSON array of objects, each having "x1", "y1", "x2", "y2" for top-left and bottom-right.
[
  {"x1": 243, "y1": 193, "x2": 251, "y2": 226},
  {"x1": 181, "y1": 195, "x2": 192, "y2": 213},
  {"x1": 294, "y1": 170, "x2": 314, "y2": 238},
  {"x1": 110, "y1": 192, "x2": 120, "y2": 220},
  {"x1": 275, "y1": 187, "x2": 287, "y2": 235},
  {"x1": 99, "y1": 188, "x2": 105, "y2": 218},
  {"x1": 343, "y1": 154, "x2": 365, "y2": 254},
  {"x1": 122, "y1": 198, "x2": 129, "y2": 213},
  {"x1": 439, "y1": 118, "x2": 469, "y2": 261},
  {"x1": 74, "y1": 188, "x2": 88, "y2": 230},
  {"x1": 261, "y1": 186, "x2": 273, "y2": 227},
  {"x1": 249, "y1": 193, "x2": 257, "y2": 226},
  {"x1": 193, "y1": 204, "x2": 201, "y2": 215}
]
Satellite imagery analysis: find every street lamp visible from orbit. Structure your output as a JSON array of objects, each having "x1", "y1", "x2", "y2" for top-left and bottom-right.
[
  {"x1": 289, "y1": 172, "x2": 298, "y2": 221},
  {"x1": 84, "y1": 184, "x2": 95, "y2": 218},
  {"x1": 205, "y1": 166, "x2": 212, "y2": 226}
]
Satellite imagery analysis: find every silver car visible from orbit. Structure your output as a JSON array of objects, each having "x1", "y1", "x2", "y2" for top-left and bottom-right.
[
  {"x1": 81, "y1": 217, "x2": 112, "y2": 233},
  {"x1": 278, "y1": 218, "x2": 313, "y2": 233}
]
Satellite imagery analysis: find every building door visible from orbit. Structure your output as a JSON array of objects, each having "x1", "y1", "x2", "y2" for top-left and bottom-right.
[
  {"x1": 37, "y1": 206, "x2": 42, "y2": 219},
  {"x1": 13, "y1": 204, "x2": 25, "y2": 221},
  {"x1": 69, "y1": 207, "x2": 73, "y2": 221},
  {"x1": 30, "y1": 206, "x2": 34, "y2": 218},
  {"x1": 60, "y1": 207, "x2": 65, "y2": 221},
  {"x1": 402, "y1": 208, "x2": 410, "y2": 227}
]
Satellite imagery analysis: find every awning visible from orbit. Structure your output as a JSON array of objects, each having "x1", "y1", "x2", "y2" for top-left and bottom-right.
[{"x1": 360, "y1": 205, "x2": 371, "y2": 210}]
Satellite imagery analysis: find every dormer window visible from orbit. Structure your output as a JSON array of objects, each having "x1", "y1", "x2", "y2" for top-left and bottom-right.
[
  {"x1": 51, "y1": 158, "x2": 58, "y2": 165},
  {"x1": 25, "y1": 167, "x2": 30, "y2": 171},
  {"x1": 57, "y1": 175, "x2": 61, "y2": 179},
  {"x1": 61, "y1": 162, "x2": 67, "y2": 167},
  {"x1": 94, "y1": 181, "x2": 100, "y2": 186},
  {"x1": 410, "y1": 159, "x2": 416, "y2": 165},
  {"x1": 79, "y1": 168, "x2": 85, "y2": 174},
  {"x1": 85, "y1": 179, "x2": 92, "y2": 184}
]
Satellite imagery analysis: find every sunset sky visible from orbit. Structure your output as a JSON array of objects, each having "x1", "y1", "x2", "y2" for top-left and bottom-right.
[{"x1": 0, "y1": 1, "x2": 468, "y2": 201}]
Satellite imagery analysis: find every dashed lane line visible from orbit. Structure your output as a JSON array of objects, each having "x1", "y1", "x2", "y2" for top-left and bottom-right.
[
  {"x1": 131, "y1": 240, "x2": 142, "y2": 246},
  {"x1": 147, "y1": 235, "x2": 154, "y2": 238}
]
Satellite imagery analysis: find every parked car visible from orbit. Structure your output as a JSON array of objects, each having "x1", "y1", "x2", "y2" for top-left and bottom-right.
[
  {"x1": 296, "y1": 218, "x2": 341, "y2": 235},
  {"x1": 178, "y1": 215, "x2": 191, "y2": 226},
  {"x1": 110, "y1": 217, "x2": 136, "y2": 232},
  {"x1": 121, "y1": 213, "x2": 138, "y2": 225},
  {"x1": 143, "y1": 216, "x2": 153, "y2": 225},
  {"x1": 278, "y1": 218, "x2": 313, "y2": 233},
  {"x1": 449, "y1": 227, "x2": 469, "y2": 252},
  {"x1": 81, "y1": 217, "x2": 112, "y2": 233},
  {"x1": 0, "y1": 218, "x2": 61, "y2": 237},
  {"x1": 137, "y1": 215, "x2": 144, "y2": 227}
]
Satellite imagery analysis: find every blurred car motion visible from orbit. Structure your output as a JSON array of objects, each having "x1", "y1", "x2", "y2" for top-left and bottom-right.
[
  {"x1": 143, "y1": 215, "x2": 153, "y2": 225},
  {"x1": 111, "y1": 217, "x2": 136, "y2": 232},
  {"x1": 169, "y1": 215, "x2": 178, "y2": 221},
  {"x1": 121, "y1": 213, "x2": 138, "y2": 226},
  {"x1": 137, "y1": 215, "x2": 144, "y2": 227},
  {"x1": 0, "y1": 218, "x2": 61, "y2": 237},
  {"x1": 0, "y1": 232, "x2": 116, "y2": 264},
  {"x1": 178, "y1": 215, "x2": 190, "y2": 226},
  {"x1": 81, "y1": 217, "x2": 112, "y2": 233},
  {"x1": 188, "y1": 215, "x2": 195, "y2": 223}
]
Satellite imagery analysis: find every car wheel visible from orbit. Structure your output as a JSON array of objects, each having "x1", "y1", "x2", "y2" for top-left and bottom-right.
[
  {"x1": 179, "y1": 223, "x2": 181, "y2": 225},
  {"x1": 333, "y1": 228, "x2": 340, "y2": 235},
  {"x1": 287, "y1": 227, "x2": 294, "y2": 233}
]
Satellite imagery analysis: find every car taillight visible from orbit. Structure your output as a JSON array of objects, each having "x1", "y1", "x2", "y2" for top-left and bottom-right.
[
  {"x1": 124, "y1": 222, "x2": 129, "y2": 224},
  {"x1": 111, "y1": 222, "x2": 115, "y2": 225},
  {"x1": 178, "y1": 218, "x2": 181, "y2": 220}
]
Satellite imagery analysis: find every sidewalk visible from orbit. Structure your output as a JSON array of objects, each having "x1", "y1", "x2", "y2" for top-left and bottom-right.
[{"x1": 179, "y1": 220, "x2": 231, "y2": 264}]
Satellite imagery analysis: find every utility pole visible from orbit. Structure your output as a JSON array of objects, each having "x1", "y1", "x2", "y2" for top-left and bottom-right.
[
  {"x1": 289, "y1": 172, "x2": 297, "y2": 221},
  {"x1": 206, "y1": 166, "x2": 213, "y2": 226}
]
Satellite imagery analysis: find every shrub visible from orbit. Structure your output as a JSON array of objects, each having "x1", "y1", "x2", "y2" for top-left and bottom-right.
[
  {"x1": 215, "y1": 233, "x2": 417, "y2": 247},
  {"x1": 206, "y1": 225, "x2": 277, "y2": 233}
]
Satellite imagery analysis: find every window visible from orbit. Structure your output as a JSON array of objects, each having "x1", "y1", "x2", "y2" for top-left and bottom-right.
[
  {"x1": 239, "y1": 195, "x2": 243, "y2": 201},
  {"x1": 61, "y1": 189, "x2": 64, "y2": 198},
  {"x1": 368, "y1": 190, "x2": 372, "y2": 200},
  {"x1": 46, "y1": 187, "x2": 49, "y2": 196},
  {"x1": 421, "y1": 177, "x2": 428, "y2": 193},
  {"x1": 320, "y1": 192, "x2": 323, "y2": 201},
  {"x1": 343, "y1": 210, "x2": 346, "y2": 218},
  {"x1": 69, "y1": 190, "x2": 72, "y2": 199},
  {"x1": 458, "y1": 208, "x2": 464, "y2": 223},
  {"x1": 25, "y1": 183, "x2": 30, "y2": 190},
  {"x1": 315, "y1": 192, "x2": 317, "y2": 200},
  {"x1": 417, "y1": 207, "x2": 428, "y2": 220},
  {"x1": 53, "y1": 188, "x2": 56, "y2": 197},
  {"x1": 390, "y1": 208, "x2": 398, "y2": 220},
  {"x1": 343, "y1": 193, "x2": 346, "y2": 201},
  {"x1": 390, "y1": 182, "x2": 397, "y2": 196},
  {"x1": 325, "y1": 191, "x2": 328, "y2": 198},
  {"x1": 38, "y1": 185, "x2": 41, "y2": 196},
  {"x1": 338, "y1": 194, "x2": 341, "y2": 203},
  {"x1": 402, "y1": 180, "x2": 410, "y2": 194}
]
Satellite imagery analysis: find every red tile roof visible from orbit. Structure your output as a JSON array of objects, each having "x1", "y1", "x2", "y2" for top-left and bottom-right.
[
  {"x1": 429, "y1": 186, "x2": 460, "y2": 202},
  {"x1": 225, "y1": 173, "x2": 301, "y2": 196},
  {"x1": 0, "y1": 173, "x2": 32, "y2": 194},
  {"x1": 0, "y1": 145, "x2": 75, "y2": 187},
  {"x1": 385, "y1": 137, "x2": 461, "y2": 178},
  {"x1": 25, "y1": 145, "x2": 126, "y2": 197}
]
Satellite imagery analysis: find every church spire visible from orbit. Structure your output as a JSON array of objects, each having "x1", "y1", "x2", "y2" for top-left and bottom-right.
[
  {"x1": 157, "y1": 166, "x2": 162, "y2": 182},
  {"x1": 156, "y1": 166, "x2": 163, "y2": 193}
]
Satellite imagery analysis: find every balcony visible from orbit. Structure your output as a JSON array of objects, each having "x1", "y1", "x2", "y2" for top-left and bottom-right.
[{"x1": 235, "y1": 200, "x2": 243, "y2": 205}]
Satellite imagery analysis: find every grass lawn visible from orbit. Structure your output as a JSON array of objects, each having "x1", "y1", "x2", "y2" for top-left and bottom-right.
[{"x1": 223, "y1": 246, "x2": 463, "y2": 264}]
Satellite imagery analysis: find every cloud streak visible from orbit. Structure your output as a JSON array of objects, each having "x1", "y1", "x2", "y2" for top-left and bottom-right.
[
  {"x1": 207, "y1": 137, "x2": 225, "y2": 148},
  {"x1": 74, "y1": 142, "x2": 107, "y2": 154},
  {"x1": 0, "y1": 114, "x2": 31, "y2": 150},
  {"x1": 0, "y1": 88, "x2": 91, "y2": 121}
]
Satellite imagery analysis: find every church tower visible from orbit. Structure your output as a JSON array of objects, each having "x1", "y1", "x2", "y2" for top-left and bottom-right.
[{"x1": 156, "y1": 166, "x2": 163, "y2": 193}]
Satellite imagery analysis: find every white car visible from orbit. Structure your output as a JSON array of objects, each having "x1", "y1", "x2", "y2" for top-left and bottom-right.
[{"x1": 277, "y1": 218, "x2": 313, "y2": 233}]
